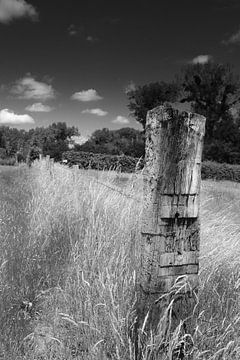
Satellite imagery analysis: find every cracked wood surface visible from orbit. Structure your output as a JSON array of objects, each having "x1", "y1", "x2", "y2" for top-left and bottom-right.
[{"x1": 136, "y1": 105, "x2": 206, "y2": 337}]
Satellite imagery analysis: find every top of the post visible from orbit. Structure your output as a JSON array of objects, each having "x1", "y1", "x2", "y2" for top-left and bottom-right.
[{"x1": 146, "y1": 103, "x2": 206, "y2": 137}]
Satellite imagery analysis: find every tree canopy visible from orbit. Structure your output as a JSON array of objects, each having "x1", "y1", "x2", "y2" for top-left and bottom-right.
[
  {"x1": 0, "y1": 122, "x2": 78, "y2": 162},
  {"x1": 127, "y1": 82, "x2": 180, "y2": 129},
  {"x1": 126, "y1": 61, "x2": 240, "y2": 164},
  {"x1": 180, "y1": 61, "x2": 240, "y2": 141},
  {"x1": 77, "y1": 127, "x2": 145, "y2": 158}
]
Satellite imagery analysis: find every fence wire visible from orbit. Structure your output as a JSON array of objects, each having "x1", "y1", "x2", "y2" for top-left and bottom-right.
[{"x1": 51, "y1": 162, "x2": 143, "y2": 204}]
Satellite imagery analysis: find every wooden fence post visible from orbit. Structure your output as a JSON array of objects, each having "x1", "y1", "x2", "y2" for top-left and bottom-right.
[
  {"x1": 73, "y1": 164, "x2": 79, "y2": 182},
  {"x1": 46, "y1": 155, "x2": 50, "y2": 169},
  {"x1": 136, "y1": 105, "x2": 206, "y2": 350}
]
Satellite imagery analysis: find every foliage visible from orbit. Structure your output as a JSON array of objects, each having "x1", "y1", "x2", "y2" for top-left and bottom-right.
[
  {"x1": 63, "y1": 150, "x2": 143, "y2": 173},
  {"x1": 0, "y1": 147, "x2": 7, "y2": 159},
  {"x1": 0, "y1": 157, "x2": 16, "y2": 166},
  {"x1": 126, "y1": 82, "x2": 180, "y2": 129},
  {"x1": 202, "y1": 161, "x2": 240, "y2": 182},
  {"x1": 27, "y1": 146, "x2": 42, "y2": 165},
  {"x1": 0, "y1": 122, "x2": 78, "y2": 163},
  {"x1": 126, "y1": 61, "x2": 240, "y2": 164},
  {"x1": 180, "y1": 62, "x2": 240, "y2": 141},
  {"x1": 77, "y1": 127, "x2": 145, "y2": 158},
  {"x1": 63, "y1": 150, "x2": 240, "y2": 182}
]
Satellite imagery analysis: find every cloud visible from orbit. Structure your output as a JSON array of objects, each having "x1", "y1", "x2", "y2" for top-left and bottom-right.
[
  {"x1": 25, "y1": 102, "x2": 54, "y2": 112},
  {"x1": 0, "y1": 0, "x2": 38, "y2": 24},
  {"x1": 125, "y1": 81, "x2": 136, "y2": 94},
  {"x1": 0, "y1": 108, "x2": 34, "y2": 124},
  {"x1": 68, "y1": 24, "x2": 78, "y2": 36},
  {"x1": 11, "y1": 76, "x2": 55, "y2": 101},
  {"x1": 86, "y1": 35, "x2": 98, "y2": 42},
  {"x1": 191, "y1": 55, "x2": 213, "y2": 64},
  {"x1": 70, "y1": 135, "x2": 89, "y2": 146},
  {"x1": 223, "y1": 28, "x2": 240, "y2": 45},
  {"x1": 82, "y1": 108, "x2": 108, "y2": 116},
  {"x1": 112, "y1": 115, "x2": 129, "y2": 124},
  {"x1": 71, "y1": 89, "x2": 103, "y2": 102}
]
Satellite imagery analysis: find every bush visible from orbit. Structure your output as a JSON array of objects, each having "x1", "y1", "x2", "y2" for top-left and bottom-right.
[
  {"x1": 63, "y1": 151, "x2": 240, "y2": 182},
  {"x1": 202, "y1": 161, "x2": 240, "y2": 182},
  {"x1": 62, "y1": 151, "x2": 144, "y2": 173},
  {"x1": 0, "y1": 148, "x2": 7, "y2": 159},
  {"x1": 0, "y1": 157, "x2": 16, "y2": 166}
]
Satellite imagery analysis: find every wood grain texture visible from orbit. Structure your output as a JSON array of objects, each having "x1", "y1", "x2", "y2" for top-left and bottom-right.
[{"x1": 136, "y1": 104, "x2": 205, "y2": 340}]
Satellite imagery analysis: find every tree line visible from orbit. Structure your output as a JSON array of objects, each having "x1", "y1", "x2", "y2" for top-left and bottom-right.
[
  {"x1": 77, "y1": 61, "x2": 240, "y2": 164},
  {"x1": 1, "y1": 60, "x2": 240, "y2": 164},
  {"x1": 0, "y1": 122, "x2": 78, "y2": 163}
]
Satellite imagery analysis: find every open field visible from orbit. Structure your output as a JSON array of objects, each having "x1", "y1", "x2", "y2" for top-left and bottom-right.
[{"x1": 0, "y1": 161, "x2": 240, "y2": 359}]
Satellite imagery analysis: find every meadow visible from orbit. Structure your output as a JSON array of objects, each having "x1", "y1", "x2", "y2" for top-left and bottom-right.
[{"x1": 0, "y1": 160, "x2": 240, "y2": 359}]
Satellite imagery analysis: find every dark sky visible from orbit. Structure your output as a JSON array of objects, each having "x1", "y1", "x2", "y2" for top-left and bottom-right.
[{"x1": 1, "y1": 0, "x2": 240, "y2": 138}]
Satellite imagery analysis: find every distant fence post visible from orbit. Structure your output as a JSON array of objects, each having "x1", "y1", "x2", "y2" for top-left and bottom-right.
[
  {"x1": 46, "y1": 155, "x2": 50, "y2": 169},
  {"x1": 73, "y1": 164, "x2": 79, "y2": 182},
  {"x1": 136, "y1": 105, "x2": 206, "y2": 352}
]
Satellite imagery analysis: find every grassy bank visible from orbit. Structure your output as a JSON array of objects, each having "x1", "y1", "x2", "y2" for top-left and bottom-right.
[{"x1": 0, "y1": 161, "x2": 240, "y2": 359}]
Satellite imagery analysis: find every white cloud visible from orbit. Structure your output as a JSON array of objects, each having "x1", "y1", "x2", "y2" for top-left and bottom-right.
[
  {"x1": 223, "y1": 28, "x2": 240, "y2": 45},
  {"x1": 25, "y1": 102, "x2": 54, "y2": 112},
  {"x1": 125, "y1": 81, "x2": 136, "y2": 94},
  {"x1": 0, "y1": 0, "x2": 38, "y2": 24},
  {"x1": 70, "y1": 135, "x2": 89, "y2": 146},
  {"x1": 191, "y1": 55, "x2": 213, "y2": 64},
  {"x1": 11, "y1": 76, "x2": 55, "y2": 101},
  {"x1": 86, "y1": 36, "x2": 98, "y2": 42},
  {"x1": 82, "y1": 108, "x2": 108, "y2": 116},
  {"x1": 0, "y1": 108, "x2": 34, "y2": 124},
  {"x1": 112, "y1": 115, "x2": 129, "y2": 124},
  {"x1": 71, "y1": 89, "x2": 103, "y2": 102},
  {"x1": 68, "y1": 24, "x2": 77, "y2": 36}
]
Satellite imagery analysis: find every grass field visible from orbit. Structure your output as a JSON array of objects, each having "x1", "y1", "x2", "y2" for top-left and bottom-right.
[{"x1": 0, "y1": 161, "x2": 240, "y2": 359}]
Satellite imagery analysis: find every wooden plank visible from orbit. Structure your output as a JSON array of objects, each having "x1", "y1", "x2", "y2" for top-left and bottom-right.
[{"x1": 159, "y1": 251, "x2": 199, "y2": 267}]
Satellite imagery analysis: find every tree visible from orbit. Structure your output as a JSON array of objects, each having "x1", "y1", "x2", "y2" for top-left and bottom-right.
[
  {"x1": 30, "y1": 122, "x2": 79, "y2": 161},
  {"x1": 78, "y1": 127, "x2": 145, "y2": 158},
  {"x1": 126, "y1": 82, "x2": 180, "y2": 129},
  {"x1": 180, "y1": 62, "x2": 240, "y2": 141}
]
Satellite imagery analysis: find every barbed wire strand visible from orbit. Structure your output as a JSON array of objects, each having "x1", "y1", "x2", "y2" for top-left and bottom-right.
[{"x1": 54, "y1": 163, "x2": 143, "y2": 204}]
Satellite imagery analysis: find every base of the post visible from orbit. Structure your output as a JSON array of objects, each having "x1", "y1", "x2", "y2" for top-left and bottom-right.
[{"x1": 132, "y1": 281, "x2": 198, "y2": 359}]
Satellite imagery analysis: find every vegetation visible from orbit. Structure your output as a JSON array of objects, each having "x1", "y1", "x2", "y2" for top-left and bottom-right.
[
  {"x1": 126, "y1": 82, "x2": 179, "y2": 129},
  {"x1": 62, "y1": 150, "x2": 143, "y2": 173},
  {"x1": 0, "y1": 122, "x2": 78, "y2": 164},
  {"x1": 64, "y1": 151, "x2": 240, "y2": 182},
  {"x1": 0, "y1": 161, "x2": 240, "y2": 359},
  {"x1": 77, "y1": 127, "x2": 145, "y2": 158},
  {"x1": 202, "y1": 161, "x2": 240, "y2": 182},
  {"x1": 1, "y1": 61, "x2": 240, "y2": 166},
  {"x1": 126, "y1": 61, "x2": 240, "y2": 164}
]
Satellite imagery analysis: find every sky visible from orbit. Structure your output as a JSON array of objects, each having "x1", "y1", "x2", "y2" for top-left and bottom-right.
[{"x1": 1, "y1": 0, "x2": 240, "y2": 139}]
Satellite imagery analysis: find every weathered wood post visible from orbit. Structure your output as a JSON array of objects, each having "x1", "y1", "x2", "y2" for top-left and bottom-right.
[
  {"x1": 49, "y1": 158, "x2": 54, "y2": 178},
  {"x1": 46, "y1": 155, "x2": 50, "y2": 169},
  {"x1": 73, "y1": 164, "x2": 79, "y2": 182},
  {"x1": 136, "y1": 104, "x2": 206, "y2": 352}
]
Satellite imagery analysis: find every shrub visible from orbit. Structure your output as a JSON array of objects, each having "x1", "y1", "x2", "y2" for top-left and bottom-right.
[
  {"x1": 63, "y1": 151, "x2": 240, "y2": 182},
  {"x1": 0, "y1": 157, "x2": 16, "y2": 166},
  {"x1": 62, "y1": 151, "x2": 144, "y2": 173},
  {"x1": 0, "y1": 147, "x2": 7, "y2": 159},
  {"x1": 202, "y1": 161, "x2": 240, "y2": 182}
]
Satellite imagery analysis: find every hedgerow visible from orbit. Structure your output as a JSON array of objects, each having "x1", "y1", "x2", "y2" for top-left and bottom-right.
[
  {"x1": 62, "y1": 151, "x2": 143, "y2": 173},
  {"x1": 63, "y1": 151, "x2": 240, "y2": 182}
]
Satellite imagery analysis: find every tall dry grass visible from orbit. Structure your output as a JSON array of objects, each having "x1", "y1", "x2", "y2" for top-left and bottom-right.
[{"x1": 0, "y1": 160, "x2": 240, "y2": 359}]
